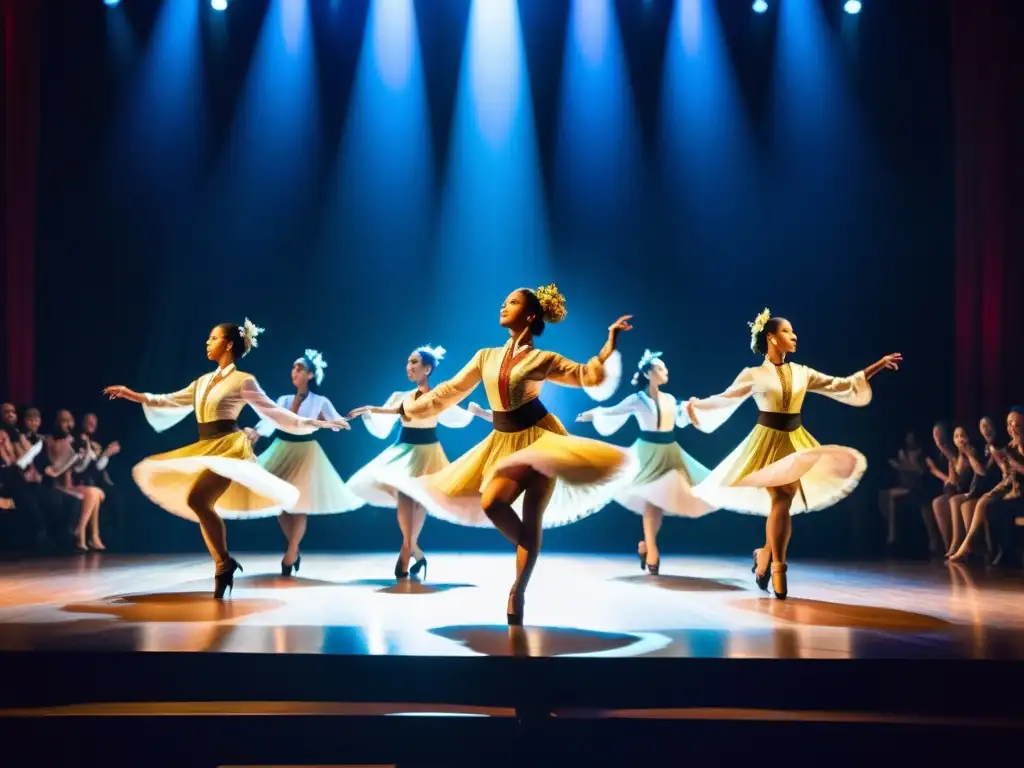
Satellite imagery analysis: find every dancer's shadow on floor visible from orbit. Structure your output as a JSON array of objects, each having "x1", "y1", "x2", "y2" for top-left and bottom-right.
[
  {"x1": 612, "y1": 574, "x2": 745, "y2": 592},
  {"x1": 733, "y1": 597, "x2": 953, "y2": 631},
  {"x1": 338, "y1": 578, "x2": 475, "y2": 595},
  {"x1": 431, "y1": 625, "x2": 646, "y2": 658},
  {"x1": 227, "y1": 575, "x2": 343, "y2": 589},
  {"x1": 62, "y1": 592, "x2": 284, "y2": 623}
]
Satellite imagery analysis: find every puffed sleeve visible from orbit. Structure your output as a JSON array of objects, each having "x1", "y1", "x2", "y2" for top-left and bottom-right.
[
  {"x1": 544, "y1": 350, "x2": 622, "y2": 402},
  {"x1": 361, "y1": 391, "x2": 407, "y2": 440},
  {"x1": 685, "y1": 368, "x2": 756, "y2": 433},
  {"x1": 803, "y1": 366, "x2": 872, "y2": 407},
  {"x1": 589, "y1": 393, "x2": 641, "y2": 436},
  {"x1": 241, "y1": 378, "x2": 319, "y2": 436},
  {"x1": 401, "y1": 351, "x2": 484, "y2": 420},
  {"x1": 141, "y1": 380, "x2": 198, "y2": 433}
]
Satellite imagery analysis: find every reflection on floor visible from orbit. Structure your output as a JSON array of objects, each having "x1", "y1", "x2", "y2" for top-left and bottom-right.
[{"x1": 0, "y1": 552, "x2": 1021, "y2": 658}]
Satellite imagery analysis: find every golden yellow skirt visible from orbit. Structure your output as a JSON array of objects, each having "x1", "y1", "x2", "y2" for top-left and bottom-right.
[
  {"x1": 132, "y1": 431, "x2": 300, "y2": 522},
  {"x1": 693, "y1": 423, "x2": 866, "y2": 516},
  {"x1": 615, "y1": 439, "x2": 715, "y2": 517},
  {"x1": 377, "y1": 413, "x2": 632, "y2": 528},
  {"x1": 347, "y1": 441, "x2": 451, "y2": 509}
]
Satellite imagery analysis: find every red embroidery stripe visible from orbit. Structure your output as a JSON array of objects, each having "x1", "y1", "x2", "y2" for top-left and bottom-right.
[{"x1": 497, "y1": 345, "x2": 532, "y2": 411}]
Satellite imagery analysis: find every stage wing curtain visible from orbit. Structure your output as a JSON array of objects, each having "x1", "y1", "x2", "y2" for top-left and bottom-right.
[
  {"x1": 3, "y1": 0, "x2": 40, "y2": 405},
  {"x1": 951, "y1": 0, "x2": 1024, "y2": 420}
]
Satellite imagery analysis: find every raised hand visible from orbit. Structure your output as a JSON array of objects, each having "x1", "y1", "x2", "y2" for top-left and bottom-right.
[
  {"x1": 576, "y1": 410, "x2": 594, "y2": 423},
  {"x1": 347, "y1": 406, "x2": 371, "y2": 419},
  {"x1": 608, "y1": 315, "x2": 634, "y2": 335},
  {"x1": 312, "y1": 418, "x2": 350, "y2": 432},
  {"x1": 880, "y1": 353, "x2": 902, "y2": 371}
]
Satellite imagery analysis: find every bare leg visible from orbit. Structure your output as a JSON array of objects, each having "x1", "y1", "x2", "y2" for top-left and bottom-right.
[
  {"x1": 950, "y1": 494, "x2": 994, "y2": 562},
  {"x1": 283, "y1": 513, "x2": 306, "y2": 566},
  {"x1": 396, "y1": 493, "x2": 415, "y2": 572},
  {"x1": 187, "y1": 471, "x2": 234, "y2": 574},
  {"x1": 508, "y1": 471, "x2": 555, "y2": 622},
  {"x1": 946, "y1": 494, "x2": 967, "y2": 556},
  {"x1": 88, "y1": 487, "x2": 107, "y2": 549},
  {"x1": 931, "y1": 495, "x2": 952, "y2": 554},
  {"x1": 73, "y1": 491, "x2": 99, "y2": 549},
  {"x1": 480, "y1": 476, "x2": 526, "y2": 546},
  {"x1": 641, "y1": 504, "x2": 664, "y2": 569},
  {"x1": 410, "y1": 503, "x2": 427, "y2": 561},
  {"x1": 766, "y1": 482, "x2": 798, "y2": 564}
]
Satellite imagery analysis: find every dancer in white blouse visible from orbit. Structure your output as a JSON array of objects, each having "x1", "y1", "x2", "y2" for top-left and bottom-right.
[
  {"x1": 104, "y1": 320, "x2": 348, "y2": 598},
  {"x1": 577, "y1": 350, "x2": 713, "y2": 574},
  {"x1": 246, "y1": 350, "x2": 364, "y2": 577},
  {"x1": 685, "y1": 310, "x2": 901, "y2": 598},
  {"x1": 347, "y1": 345, "x2": 489, "y2": 579}
]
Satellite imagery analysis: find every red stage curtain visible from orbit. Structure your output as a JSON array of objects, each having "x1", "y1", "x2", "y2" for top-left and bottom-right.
[
  {"x1": 3, "y1": 0, "x2": 39, "y2": 405},
  {"x1": 950, "y1": 0, "x2": 1024, "y2": 420}
]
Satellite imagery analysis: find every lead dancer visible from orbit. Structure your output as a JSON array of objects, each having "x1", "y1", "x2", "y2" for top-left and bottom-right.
[
  {"x1": 104, "y1": 320, "x2": 348, "y2": 597},
  {"x1": 378, "y1": 285, "x2": 633, "y2": 625},
  {"x1": 246, "y1": 349, "x2": 364, "y2": 577},
  {"x1": 685, "y1": 309, "x2": 900, "y2": 598}
]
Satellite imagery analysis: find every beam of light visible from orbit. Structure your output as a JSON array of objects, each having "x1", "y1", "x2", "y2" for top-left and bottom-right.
[
  {"x1": 432, "y1": 0, "x2": 551, "y2": 344},
  {"x1": 324, "y1": 0, "x2": 433, "y2": 271},
  {"x1": 104, "y1": 0, "x2": 121, "y2": 7},
  {"x1": 659, "y1": 0, "x2": 756, "y2": 228},
  {"x1": 752, "y1": 0, "x2": 768, "y2": 13},
  {"x1": 205, "y1": 0, "x2": 319, "y2": 254},
  {"x1": 554, "y1": 0, "x2": 644, "y2": 236},
  {"x1": 843, "y1": 1, "x2": 862, "y2": 14},
  {"x1": 211, "y1": 0, "x2": 229, "y2": 12}
]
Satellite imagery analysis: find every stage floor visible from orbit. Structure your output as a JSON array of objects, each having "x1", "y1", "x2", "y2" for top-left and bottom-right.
[{"x1": 1, "y1": 552, "x2": 1022, "y2": 659}]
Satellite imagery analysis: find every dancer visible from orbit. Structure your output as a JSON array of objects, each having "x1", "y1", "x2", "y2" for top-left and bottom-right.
[
  {"x1": 376, "y1": 285, "x2": 633, "y2": 625},
  {"x1": 104, "y1": 320, "x2": 348, "y2": 598},
  {"x1": 347, "y1": 344, "x2": 490, "y2": 579},
  {"x1": 577, "y1": 349, "x2": 713, "y2": 575},
  {"x1": 685, "y1": 309, "x2": 901, "y2": 598},
  {"x1": 245, "y1": 350, "x2": 364, "y2": 577},
  {"x1": 948, "y1": 408, "x2": 1023, "y2": 563}
]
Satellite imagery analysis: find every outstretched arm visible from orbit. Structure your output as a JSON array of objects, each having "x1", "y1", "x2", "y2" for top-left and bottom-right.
[
  {"x1": 241, "y1": 378, "x2": 349, "y2": 435},
  {"x1": 105, "y1": 381, "x2": 198, "y2": 433},
  {"x1": 546, "y1": 316, "x2": 631, "y2": 402},
  {"x1": 684, "y1": 368, "x2": 756, "y2": 433},
  {"x1": 399, "y1": 351, "x2": 484, "y2": 421},
  {"x1": 577, "y1": 394, "x2": 640, "y2": 436},
  {"x1": 349, "y1": 392, "x2": 407, "y2": 439}
]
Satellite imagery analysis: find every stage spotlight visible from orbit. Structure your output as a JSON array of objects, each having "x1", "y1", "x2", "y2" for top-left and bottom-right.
[
  {"x1": 843, "y1": 0, "x2": 862, "y2": 13},
  {"x1": 752, "y1": 1, "x2": 768, "y2": 14},
  {"x1": 211, "y1": 0, "x2": 228, "y2": 11},
  {"x1": 104, "y1": 0, "x2": 120, "y2": 7}
]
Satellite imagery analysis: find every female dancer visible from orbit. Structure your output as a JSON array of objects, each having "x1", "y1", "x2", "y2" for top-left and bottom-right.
[
  {"x1": 347, "y1": 344, "x2": 489, "y2": 579},
  {"x1": 576, "y1": 349, "x2": 713, "y2": 575},
  {"x1": 949, "y1": 408, "x2": 1023, "y2": 563},
  {"x1": 378, "y1": 285, "x2": 633, "y2": 625},
  {"x1": 104, "y1": 320, "x2": 348, "y2": 597},
  {"x1": 685, "y1": 309, "x2": 901, "y2": 598},
  {"x1": 246, "y1": 350, "x2": 364, "y2": 577}
]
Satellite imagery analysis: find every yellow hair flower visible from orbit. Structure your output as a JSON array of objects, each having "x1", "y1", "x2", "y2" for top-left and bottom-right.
[
  {"x1": 534, "y1": 283, "x2": 568, "y2": 324},
  {"x1": 748, "y1": 307, "x2": 771, "y2": 353}
]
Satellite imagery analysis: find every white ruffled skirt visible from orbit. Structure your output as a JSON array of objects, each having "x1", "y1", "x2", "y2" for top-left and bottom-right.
[
  {"x1": 347, "y1": 441, "x2": 451, "y2": 509},
  {"x1": 615, "y1": 438, "x2": 715, "y2": 517},
  {"x1": 255, "y1": 438, "x2": 365, "y2": 516}
]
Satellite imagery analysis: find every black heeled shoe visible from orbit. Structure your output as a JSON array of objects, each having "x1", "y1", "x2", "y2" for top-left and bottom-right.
[
  {"x1": 639, "y1": 548, "x2": 647, "y2": 571},
  {"x1": 752, "y1": 549, "x2": 771, "y2": 592},
  {"x1": 507, "y1": 588, "x2": 525, "y2": 626},
  {"x1": 410, "y1": 555, "x2": 428, "y2": 580},
  {"x1": 214, "y1": 558, "x2": 243, "y2": 599},
  {"x1": 771, "y1": 562, "x2": 788, "y2": 600},
  {"x1": 394, "y1": 554, "x2": 409, "y2": 580},
  {"x1": 281, "y1": 553, "x2": 301, "y2": 577},
  {"x1": 647, "y1": 559, "x2": 660, "y2": 576}
]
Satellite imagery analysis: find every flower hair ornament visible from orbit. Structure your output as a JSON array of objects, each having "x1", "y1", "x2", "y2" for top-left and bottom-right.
[
  {"x1": 748, "y1": 307, "x2": 771, "y2": 354},
  {"x1": 534, "y1": 283, "x2": 568, "y2": 324},
  {"x1": 416, "y1": 344, "x2": 447, "y2": 364},
  {"x1": 631, "y1": 349, "x2": 663, "y2": 386},
  {"x1": 240, "y1": 318, "x2": 264, "y2": 357},
  {"x1": 300, "y1": 348, "x2": 327, "y2": 386}
]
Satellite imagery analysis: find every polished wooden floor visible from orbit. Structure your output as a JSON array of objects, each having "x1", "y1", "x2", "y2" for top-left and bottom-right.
[{"x1": 1, "y1": 552, "x2": 1022, "y2": 659}]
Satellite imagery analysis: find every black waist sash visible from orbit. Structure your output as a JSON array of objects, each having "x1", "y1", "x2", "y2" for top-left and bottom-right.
[
  {"x1": 197, "y1": 419, "x2": 239, "y2": 440},
  {"x1": 639, "y1": 430, "x2": 675, "y2": 445},
  {"x1": 274, "y1": 431, "x2": 318, "y2": 444},
  {"x1": 492, "y1": 399, "x2": 549, "y2": 433},
  {"x1": 757, "y1": 411, "x2": 802, "y2": 432},
  {"x1": 396, "y1": 426, "x2": 439, "y2": 445}
]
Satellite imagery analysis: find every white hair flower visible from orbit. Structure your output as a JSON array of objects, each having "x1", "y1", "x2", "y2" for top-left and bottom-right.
[
  {"x1": 417, "y1": 344, "x2": 446, "y2": 364},
  {"x1": 240, "y1": 318, "x2": 264, "y2": 356},
  {"x1": 748, "y1": 308, "x2": 771, "y2": 353},
  {"x1": 300, "y1": 348, "x2": 327, "y2": 386}
]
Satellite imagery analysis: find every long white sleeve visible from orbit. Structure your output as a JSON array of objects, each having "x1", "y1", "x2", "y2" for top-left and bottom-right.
[
  {"x1": 437, "y1": 404, "x2": 475, "y2": 429},
  {"x1": 318, "y1": 396, "x2": 343, "y2": 422},
  {"x1": 589, "y1": 393, "x2": 641, "y2": 436},
  {"x1": 361, "y1": 392, "x2": 406, "y2": 440},
  {"x1": 582, "y1": 350, "x2": 622, "y2": 403},
  {"x1": 804, "y1": 366, "x2": 872, "y2": 407},
  {"x1": 687, "y1": 368, "x2": 756, "y2": 434},
  {"x1": 141, "y1": 380, "x2": 197, "y2": 433},
  {"x1": 241, "y1": 378, "x2": 318, "y2": 436},
  {"x1": 15, "y1": 439, "x2": 43, "y2": 470},
  {"x1": 675, "y1": 400, "x2": 692, "y2": 429},
  {"x1": 255, "y1": 395, "x2": 291, "y2": 437}
]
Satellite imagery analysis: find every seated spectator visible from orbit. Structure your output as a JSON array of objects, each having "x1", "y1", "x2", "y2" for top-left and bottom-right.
[
  {"x1": 878, "y1": 430, "x2": 926, "y2": 547},
  {"x1": 49, "y1": 410, "x2": 106, "y2": 552}
]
